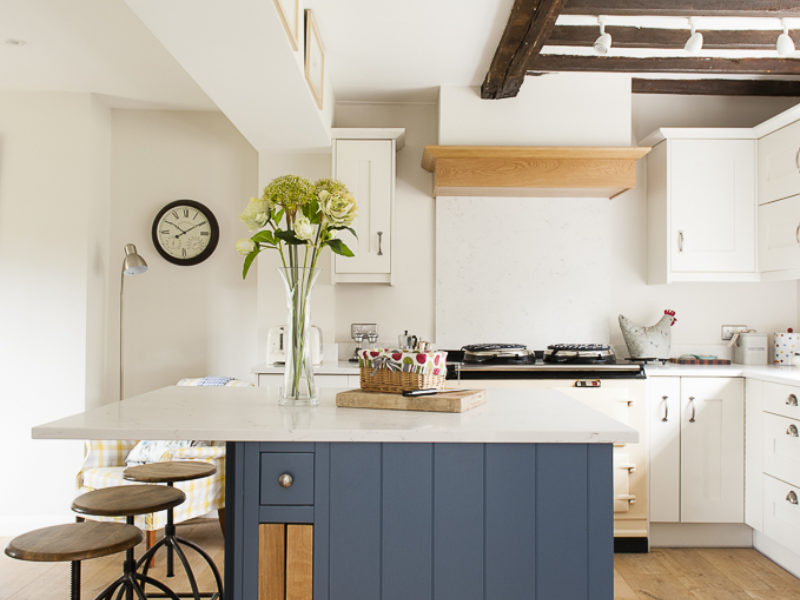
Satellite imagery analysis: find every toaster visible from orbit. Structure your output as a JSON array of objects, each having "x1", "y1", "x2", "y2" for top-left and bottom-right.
[
  {"x1": 733, "y1": 332, "x2": 767, "y2": 365},
  {"x1": 266, "y1": 325, "x2": 323, "y2": 366}
]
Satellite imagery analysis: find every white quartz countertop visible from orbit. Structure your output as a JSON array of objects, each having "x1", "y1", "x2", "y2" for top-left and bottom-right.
[
  {"x1": 253, "y1": 361, "x2": 359, "y2": 375},
  {"x1": 645, "y1": 363, "x2": 800, "y2": 385},
  {"x1": 31, "y1": 386, "x2": 637, "y2": 444}
]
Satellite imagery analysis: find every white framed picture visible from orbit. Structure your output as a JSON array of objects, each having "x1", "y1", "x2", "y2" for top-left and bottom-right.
[
  {"x1": 304, "y1": 9, "x2": 325, "y2": 110},
  {"x1": 274, "y1": 0, "x2": 301, "y2": 51}
]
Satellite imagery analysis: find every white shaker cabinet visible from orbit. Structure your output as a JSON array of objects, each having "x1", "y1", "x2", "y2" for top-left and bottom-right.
[
  {"x1": 758, "y1": 194, "x2": 800, "y2": 278},
  {"x1": 647, "y1": 376, "x2": 744, "y2": 524},
  {"x1": 330, "y1": 128, "x2": 405, "y2": 284},
  {"x1": 647, "y1": 377, "x2": 681, "y2": 523},
  {"x1": 757, "y1": 119, "x2": 800, "y2": 205},
  {"x1": 641, "y1": 129, "x2": 757, "y2": 284},
  {"x1": 680, "y1": 377, "x2": 744, "y2": 523}
]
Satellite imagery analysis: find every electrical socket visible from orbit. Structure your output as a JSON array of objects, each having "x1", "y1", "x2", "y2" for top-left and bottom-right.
[{"x1": 721, "y1": 324, "x2": 749, "y2": 341}]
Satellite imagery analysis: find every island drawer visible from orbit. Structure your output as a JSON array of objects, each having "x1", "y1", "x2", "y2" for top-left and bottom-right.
[
  {"x1": 763, "y1": 474, "x2": 800, "y2": 554},
  {"x1": 260, "y1": 452, "x2": 315, "y2": 506},
  {"x1": 762, "y1": 381, "x2": 800, "y2": 420}
]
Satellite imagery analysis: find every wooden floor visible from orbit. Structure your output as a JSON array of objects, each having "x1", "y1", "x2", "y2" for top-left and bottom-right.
[{"x1": 3, "y1": 519, "x2": 800, "y2": 599}]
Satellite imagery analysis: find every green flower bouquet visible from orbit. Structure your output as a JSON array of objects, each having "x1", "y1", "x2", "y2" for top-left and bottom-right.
[{"x1": 237, "y1": 175, "x2": 356, "y2": 405}]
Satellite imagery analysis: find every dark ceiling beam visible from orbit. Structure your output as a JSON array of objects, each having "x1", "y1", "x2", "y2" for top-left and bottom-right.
[
  {"x1": 632, "y1": 78, "x2": 800, "y2": 96},
  {"x1": 547, "y1": 26, "x2": 800, "y2": 49},
  {"x1": 561, "y1": 0, "x2": 800, "y2": 18},
  {"x1": 528, "y1": 55, "x2": 800, "y2": 75},
  {"x1": 481, "y1": 0, "x2": 568, "y2": 99}
]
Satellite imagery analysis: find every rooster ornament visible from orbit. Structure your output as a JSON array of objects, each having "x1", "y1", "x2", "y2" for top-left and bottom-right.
[{"x1": 618, "y1": 310, "x2": 677, "y2": 360}]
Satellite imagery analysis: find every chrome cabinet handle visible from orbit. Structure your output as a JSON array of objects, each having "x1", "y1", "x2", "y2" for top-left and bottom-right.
[
  {"x1": 795, "y1": 147, "x2": 800, "y2": 173},
  {"x1": 278, "y1": 473, "x2": 294, "y2": 488},
  {"x1": 795, "y1": 223, "x2": 800, "y2": 246},
  {"x1": 678, "y1": 230, "x2": 684, "y2": 252},
  {"x1": 661, "y1": 395, "x2": 669, "y2": 422},
  {"x1": 788, "y1": 490, "x2": 799, "y2": 505},
  {"x1": 377, "y1": 231, "x2": 384, "y2": 256},
  {"x1": 788, "y1": 394, "x2": 799, "y2": 407},
  {"x1": 688, "y1": 396, "x2": 696, "y2": 423},
  {"x1": 787, "y1": 424, "x2": 799, "y2": 437}
]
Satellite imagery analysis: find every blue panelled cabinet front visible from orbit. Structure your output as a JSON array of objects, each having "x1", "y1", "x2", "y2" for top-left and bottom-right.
[{"x1": 225, "y1": 441, "x2": 613, "y2": 600}]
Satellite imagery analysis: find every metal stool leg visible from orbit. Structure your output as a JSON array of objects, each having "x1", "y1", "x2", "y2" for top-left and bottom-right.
[{"x1": 71, "y1": 560, "x2": 81, "y2": 600}]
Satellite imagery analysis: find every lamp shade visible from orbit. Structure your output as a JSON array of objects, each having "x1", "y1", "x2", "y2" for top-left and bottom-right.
[{"x1": 122, "y1": 243, "x2": 148, "y2": 275}]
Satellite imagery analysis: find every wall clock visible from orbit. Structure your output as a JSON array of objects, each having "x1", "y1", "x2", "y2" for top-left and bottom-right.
[{"x1": 151, "y1": 199, "x2": 219, "y2": 266}]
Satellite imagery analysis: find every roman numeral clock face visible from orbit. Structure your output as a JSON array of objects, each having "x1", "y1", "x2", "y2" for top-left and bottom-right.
[{"x1": 151, "y1": 200, "x2": 219, "y2": 265}]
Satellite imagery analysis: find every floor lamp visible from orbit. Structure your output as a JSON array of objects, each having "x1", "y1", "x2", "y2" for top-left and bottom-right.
[{"x1": 120, "y1": 243, "x2": 148, "y2": 400}]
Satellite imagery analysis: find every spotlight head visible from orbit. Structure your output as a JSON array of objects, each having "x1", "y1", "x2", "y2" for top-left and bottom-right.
[{"x1": 684, "y1": 30, "x2": 703, "y2": 55}]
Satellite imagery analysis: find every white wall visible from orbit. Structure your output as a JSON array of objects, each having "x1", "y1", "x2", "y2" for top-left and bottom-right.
[
  {"x1": 439, "y1": 75, "x2": 632, "y2": 146},
  {"x1": 109, "y1": 110, "x2": 259, "y2": 396},
  {"x1": 0, "y1": 92, "x2": 107, "y2": 534}
]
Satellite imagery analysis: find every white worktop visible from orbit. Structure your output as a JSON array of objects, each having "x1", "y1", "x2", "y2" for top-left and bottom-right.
[
  {"x1": 31, "y1": 385, "x2": 637, "y2": 444},
  {"x1": 645, "y1": 363, "x2": 800, "y2": 385},
  {"x1": 253, "y1": 361, "x2": 360, "y2": 375}
]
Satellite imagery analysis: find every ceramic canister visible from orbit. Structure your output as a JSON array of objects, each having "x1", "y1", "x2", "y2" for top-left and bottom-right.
[{"x1": 773, "y1": 332, "x2": 800, "y2": 365}]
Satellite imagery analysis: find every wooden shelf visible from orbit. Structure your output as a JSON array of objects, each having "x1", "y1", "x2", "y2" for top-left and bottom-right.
[{"x1": 421, "y1": 145, "x2": 651, "y2": 198}]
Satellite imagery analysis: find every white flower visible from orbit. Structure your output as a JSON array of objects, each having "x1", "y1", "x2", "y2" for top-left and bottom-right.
[
  {"x1": 236, "y1": 238, "x2": 256, "y2": 255},
  {"x1": 320, "y1": 191, "x2": 357, "y2": 227},
  {"x1": 240, "y1": 197, "x2": 270, "y2": 231},
  {"x1": 293, "y1": 214, "x2": 315, "y2": 242}
]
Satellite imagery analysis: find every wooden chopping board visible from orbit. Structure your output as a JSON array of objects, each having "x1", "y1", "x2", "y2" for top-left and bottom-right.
[{"x1": 336, "y1": 388, "x2": 487, "y2": 413}]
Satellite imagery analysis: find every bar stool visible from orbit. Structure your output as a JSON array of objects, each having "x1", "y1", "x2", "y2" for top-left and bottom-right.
[
  {"x1": 72, "y1": 484, "x2": 185, "y2": 600},
  {"x1": 3, "y1": 521, "x2": 170, "y2": 600},
  {"x1": 124, "y1": 461, "x2": 223, "y2": 600}
]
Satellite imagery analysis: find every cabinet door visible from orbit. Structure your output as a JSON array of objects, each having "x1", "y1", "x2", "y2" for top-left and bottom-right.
[
  {"x1": 669, "y1": 139, "x2": 756, "y2": 273},
  {"x1": 333, "y1": 139, "x2": 392, "y2": 278},
  {"x1": 647, "y1": 377, "x2": 681, "y2": 523},
  {"x1": 758, "y1": 194, "x2": 800, "y2": 273},
  {"x1": 758, "y1": 119, "x2": 800, "y2": 204},
  {"x1": 680, "y1": 377, "x2": 744, "y2": 523},
  {"x1": 745, "y1": 378, "x2": 764, "y2": 531}
]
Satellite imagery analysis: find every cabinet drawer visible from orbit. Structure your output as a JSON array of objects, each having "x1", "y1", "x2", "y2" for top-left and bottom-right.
[
  {"x1": 763, "y1": 474, "x2": 800, "y2": 553},
  {"x1": 260, "y1": 452, "x2": 314, "y2": 505},
  {"x1": 758, "y1": 119, "x2": 800, "y2": 204},
  {"x1": 762, "y1": 381, "x2": 800, "y2": 420},
  {"x1": 758, "y1": 195, "x2": 800, "y2": 272},
  {"x1": 763, "y1": 412, "x2": 800, "y2": 488}
]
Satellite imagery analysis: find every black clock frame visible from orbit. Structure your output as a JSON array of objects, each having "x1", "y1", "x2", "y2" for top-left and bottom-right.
[{"x1": 151, "y1": 199, "x2": 220, "y2": 266}]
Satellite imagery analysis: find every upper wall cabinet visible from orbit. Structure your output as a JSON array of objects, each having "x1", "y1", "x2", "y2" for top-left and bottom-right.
[
  {"x1": 330, "y1": 128, "x2": 405, "y2": 284},
  {"x1": 641, "y1": 129, "x2": 757, "y2": 285},
  {"x1": 758, "y1": 119, "x2": 800, "y2": 205}
]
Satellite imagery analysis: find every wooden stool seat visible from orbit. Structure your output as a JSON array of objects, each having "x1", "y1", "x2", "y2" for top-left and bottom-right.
[
  {"x1": 72, "y1": 484, "x2": 185, "y2": 517},
  {"x1": 4, "y1": 522, "x2": 141, "y2": 562},
  {"x1": 123, "y1": 460, "x2": 216, "y2": 483}
]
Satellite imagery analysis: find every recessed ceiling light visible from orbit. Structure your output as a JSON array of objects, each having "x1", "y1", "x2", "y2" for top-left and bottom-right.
[{"x1": 4, "y1": 39, "x2": 27, "y2": 46}]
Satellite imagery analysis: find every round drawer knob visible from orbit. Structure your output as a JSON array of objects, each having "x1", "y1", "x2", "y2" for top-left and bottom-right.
[
  {"x1": 278, "y1": 473, "x2": 294, "y2": 488},
  {"x1": 788, "y1": 424, "x2": 799, "y2": 438},
  {"x1": 787, "y1": 490, "x2": 799, "y2": 505},
  {"x1": 788, "y1": 394, "x2": 799, "y2": 407}
]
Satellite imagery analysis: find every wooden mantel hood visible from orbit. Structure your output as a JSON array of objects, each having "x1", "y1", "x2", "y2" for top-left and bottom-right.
[{"x1": 421, "y1": 145, "x2": 651, "y2": 199}]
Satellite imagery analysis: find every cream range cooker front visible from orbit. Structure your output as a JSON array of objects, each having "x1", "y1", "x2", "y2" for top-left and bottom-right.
[{"x1": 446, "y1": 344, "x2": 649, "y2": 553}]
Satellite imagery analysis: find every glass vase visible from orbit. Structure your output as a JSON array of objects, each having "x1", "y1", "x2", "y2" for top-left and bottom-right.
[{"x1": 278, "y1": 267, "x2": 320, "y2": 406}]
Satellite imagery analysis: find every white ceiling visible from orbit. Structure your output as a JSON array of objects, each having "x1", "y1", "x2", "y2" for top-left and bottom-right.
[{"x1": 0, "y1": 0, "x2": 214, "y2": 109}]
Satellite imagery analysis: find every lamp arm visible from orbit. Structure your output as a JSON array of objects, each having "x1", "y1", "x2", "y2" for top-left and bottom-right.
[{"x1": 119, "y1": 265, "x2": 125, "y2": 401}]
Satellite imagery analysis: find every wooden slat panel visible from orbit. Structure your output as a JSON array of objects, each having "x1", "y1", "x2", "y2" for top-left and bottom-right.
[
  {"x1": 485, "y1": 444, "x2": 537, "y2": 599},
  {"x1": 529, "y1": 55, "x2": 800, "y2": 75},
  {"x1": 587, "y1": 445, "x2": 614, "y2": 597},
  {"x1": 535, "y1": 444, "x2": 589, "y2": 598},
  {"x1": 286, "y1": 525, "x2": 313, "y2": 600},
  {"x1": 561, "y1": 0, "x2": 800, "y2": 18},
  {"x1": 381, "y1": 444, "x2": 433, "y2": 600},
  {"x1": 258, "y1": 524, "x2": 285, "y2": 600},
  {"x1": 433, "y1": 444, "x2": 484, "y2": 600},
  {"x1": 328, "y1": 443, "x2": 381, "y2": 598}
]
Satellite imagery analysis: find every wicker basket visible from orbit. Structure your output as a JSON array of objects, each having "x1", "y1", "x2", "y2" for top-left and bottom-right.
[{"x1": 360, "y1": 368, "x2": 446, "y2": 393}]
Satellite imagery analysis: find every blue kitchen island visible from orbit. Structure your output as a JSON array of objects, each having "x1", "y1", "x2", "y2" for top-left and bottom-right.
[{"x1": 33, "y1": 385, "x2": 637, "y2": 600}]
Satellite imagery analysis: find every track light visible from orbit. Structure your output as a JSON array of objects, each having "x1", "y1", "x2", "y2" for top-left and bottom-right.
[
  {"x1": 777, "y1": 19, "x2": 795, "y2": 57},
  {"x1": 684, "y1": 18, "x2": 703, "y2": 55},
  {"x1": 593, "y1": 16, "x2": 611, "y2": 55}
]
